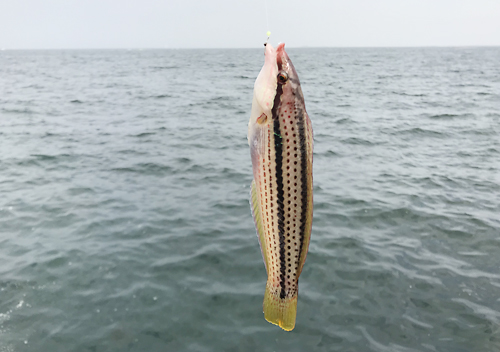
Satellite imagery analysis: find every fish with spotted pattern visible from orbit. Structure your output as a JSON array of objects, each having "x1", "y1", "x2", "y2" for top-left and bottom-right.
[{"x1": 248, "y1": 42, "x2": 313, "y2": 331}]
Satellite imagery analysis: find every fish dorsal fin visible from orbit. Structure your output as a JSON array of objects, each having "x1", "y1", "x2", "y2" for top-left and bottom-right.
[
  {"x1": 296, "y1": 115, "x2": 314, "y2": 277},
  {"x1": 250, "y1": 179, "x2": 268, "y2": 272}
]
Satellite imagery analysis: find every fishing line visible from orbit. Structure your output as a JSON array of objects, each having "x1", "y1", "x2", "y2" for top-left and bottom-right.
[{"x1": 264, "y1": 0, "x2": 271, "y2": 43}]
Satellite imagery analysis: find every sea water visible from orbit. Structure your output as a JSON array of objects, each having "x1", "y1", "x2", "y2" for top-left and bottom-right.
[{"x1": 0, "y1": 47, "x2": 499, "y2": 351}]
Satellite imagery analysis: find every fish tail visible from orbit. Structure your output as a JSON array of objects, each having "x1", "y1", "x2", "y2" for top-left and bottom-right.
[{"x1": 263, "y1": 282, "x2": 298, "y2": 331}]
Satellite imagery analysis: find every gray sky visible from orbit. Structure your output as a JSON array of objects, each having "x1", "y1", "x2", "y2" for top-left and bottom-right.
[{"x1": 1, "y1": 0, "x2": 499, "y2": 49}]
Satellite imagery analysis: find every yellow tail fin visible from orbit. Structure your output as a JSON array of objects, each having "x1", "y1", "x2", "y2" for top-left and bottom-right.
[{"x1": 263, "y1": 283, "x2": 298, "y2": 331}]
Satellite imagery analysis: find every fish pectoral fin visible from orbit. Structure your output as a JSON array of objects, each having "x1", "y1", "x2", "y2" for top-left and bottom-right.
[
  {"x1": 250, "y1": 179, "x2": 268, "y2": 272},
  {"x1": 256, "y1": 113, "x2": 268, "y2": 124}
]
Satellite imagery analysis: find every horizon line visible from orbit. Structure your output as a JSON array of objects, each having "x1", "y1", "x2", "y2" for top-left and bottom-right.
[{"x1": 1, "y1": 44, "x2": 499, "y2": 51}]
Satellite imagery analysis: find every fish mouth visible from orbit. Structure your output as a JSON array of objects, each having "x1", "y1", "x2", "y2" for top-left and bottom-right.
[{"x1": 276, "y1": 43, "x2": 286, "y2": 66}]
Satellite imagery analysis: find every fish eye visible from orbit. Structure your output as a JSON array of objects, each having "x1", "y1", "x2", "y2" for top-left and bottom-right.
[{"x1": 277, "y1": 71, "x2": 288, "y2": 84}]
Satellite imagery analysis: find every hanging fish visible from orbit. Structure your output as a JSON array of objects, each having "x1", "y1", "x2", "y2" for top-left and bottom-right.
[{"x1": 248, "y1": 42, "x2": 313, "y2": 331}]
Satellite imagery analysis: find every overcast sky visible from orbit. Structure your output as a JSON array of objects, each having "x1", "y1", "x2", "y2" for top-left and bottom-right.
[{"x1": 1, "y1": 0, "x2": 499, "y2": 49}]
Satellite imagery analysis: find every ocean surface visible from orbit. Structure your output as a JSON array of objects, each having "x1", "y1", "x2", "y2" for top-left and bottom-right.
[{"x1": 0, "y1": 46, "x2": 499, "y2": 352}]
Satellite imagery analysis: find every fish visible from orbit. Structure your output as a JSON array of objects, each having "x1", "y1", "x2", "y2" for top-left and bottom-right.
[{"x1": 248, "y1": 42, "x2": 313, "y2": 331}]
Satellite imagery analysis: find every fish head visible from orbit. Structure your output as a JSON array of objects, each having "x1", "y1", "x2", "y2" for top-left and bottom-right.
[
  {"x1": 275, "y1": 43, "x2": 304, "y2": 104},
  {"x1": 248, "y1": 43, "x2": 304, "y2": 144}
]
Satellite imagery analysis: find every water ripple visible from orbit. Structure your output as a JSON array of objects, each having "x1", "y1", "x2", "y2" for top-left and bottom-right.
[{"x1": 0, "y1": 47, "x2": 499, "y2": 352}]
